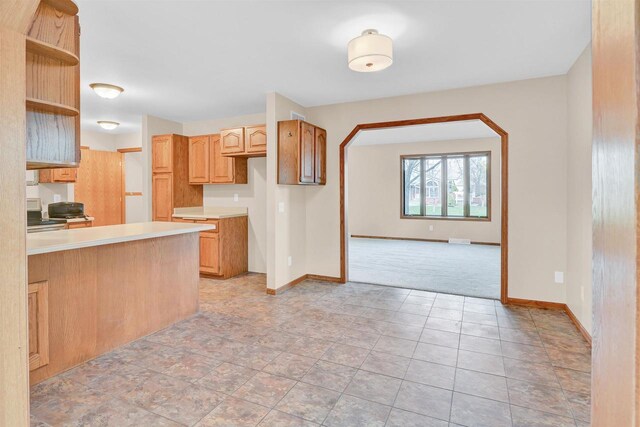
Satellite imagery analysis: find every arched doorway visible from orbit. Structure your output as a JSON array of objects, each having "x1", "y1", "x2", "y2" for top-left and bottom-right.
[{"x1": 339, "y1": 113, "x2": 509, "y2": 303}]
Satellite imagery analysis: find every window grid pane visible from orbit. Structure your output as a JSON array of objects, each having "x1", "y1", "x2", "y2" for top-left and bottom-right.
[{"x1": 402, "y1": 152, "x2": 489, "y2": 220}]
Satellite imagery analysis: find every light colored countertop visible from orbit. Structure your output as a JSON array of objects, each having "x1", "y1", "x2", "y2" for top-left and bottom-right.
[
  {"x1": 27, "y1": 222, "x2": 214, "y2": 256},
  {"x1": 173, "y1": 206, "x2": 248, "y2": 219}
]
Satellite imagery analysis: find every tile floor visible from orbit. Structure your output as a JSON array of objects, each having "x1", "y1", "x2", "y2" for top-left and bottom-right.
[{"x1": 30, "y1": 274, "x2": 591, "y2": 426}]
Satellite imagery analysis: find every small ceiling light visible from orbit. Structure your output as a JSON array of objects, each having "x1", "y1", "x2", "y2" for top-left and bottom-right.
[
  {"x1": 90, "y1": 83, "x2": 124, "y2": 99},
  {"x1": 97, "y1": 120, "x2": 119, "y2": 130},
  {"x1": 348, "y1": 29, "x2": 393, "y2": 72}
]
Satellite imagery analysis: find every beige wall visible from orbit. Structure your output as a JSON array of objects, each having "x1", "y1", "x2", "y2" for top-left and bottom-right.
[
  {"x1": 266, "y1": 93, "x2": 309, "y2": 290},
  {"x1": 348, "y1": 137, "x2": 501, "y2": 244},
  {"x1": 566, "y1": 45, "x2": 592, "y2": 333},
  {"x1": 183, "y1": 113, "x2": 267, "y2": 273},
  {"x1": 303, "y1": 74, "x2": 570, "y2": 303}
]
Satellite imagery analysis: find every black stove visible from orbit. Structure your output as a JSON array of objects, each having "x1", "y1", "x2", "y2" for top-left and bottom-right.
[{"x1": 27, "y1": 210, "x2": 66, "y2": 227}]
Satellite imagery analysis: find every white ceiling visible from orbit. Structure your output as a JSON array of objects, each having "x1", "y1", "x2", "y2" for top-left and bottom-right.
[
  {"x1": 351, "y1": 120, "x2": 499, "y2": 146},
  {"x1": 77, "y1": 0, "x2": 591, "y2": 134}
]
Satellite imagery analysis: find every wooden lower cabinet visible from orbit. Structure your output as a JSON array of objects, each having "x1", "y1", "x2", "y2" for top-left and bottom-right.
[
  {"x1": 152, "y1": 173, "x2": 173, "y2": 221},
  {"x1": 173, "y1": 216, "x2": 248, "y2": 279},
  {"x1": 199, "y1": 233, "x2": 220, "y2": 275},
  {"x1": 28, "y1": 281, "x2": 49, "y2": 372}
]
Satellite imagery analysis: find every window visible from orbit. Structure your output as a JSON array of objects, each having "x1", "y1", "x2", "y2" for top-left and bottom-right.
[{"x1": 402, "y1": 152, "x2": 490, "y2": 219}]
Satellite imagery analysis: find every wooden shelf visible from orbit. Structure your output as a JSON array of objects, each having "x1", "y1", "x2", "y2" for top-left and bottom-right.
[
  {"x1": 41, "y1": 0, "x2": 78, "y2": 15},
  {"x1": 26, "y1": 98, "x2": 79, "y2": 116},
  {"x1": 26, "y1": 37, "x2": 79, "y2": 65}
]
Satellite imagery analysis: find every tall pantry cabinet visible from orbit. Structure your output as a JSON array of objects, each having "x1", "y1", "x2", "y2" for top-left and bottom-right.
[{"x1": 152, "y1": 134, "x2": 203, "y2": 221}]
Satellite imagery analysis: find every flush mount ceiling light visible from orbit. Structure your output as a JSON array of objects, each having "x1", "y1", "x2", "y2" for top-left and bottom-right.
[
  {"x1": 347, "y1": 29, "x2": 393, "y2": 72},
  {"x1": 97, "y1": 120, "x2": 119, "y2": 130},
  {"x1": 90, "y1": 83, "x2": 124, "y2": 99}
]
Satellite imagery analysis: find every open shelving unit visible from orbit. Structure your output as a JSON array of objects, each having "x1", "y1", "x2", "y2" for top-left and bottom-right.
[{"x1": 26, "y1": 0, "x2": 80, "y2": 169}]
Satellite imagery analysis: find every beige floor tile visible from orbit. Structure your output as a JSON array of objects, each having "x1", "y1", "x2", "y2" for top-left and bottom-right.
[
  {"x1": 454, "y1": 368, "x2": 509, "y2": 402},
  {"x1": 196, "y1": 396, "x2": 270, "y2": 427},
  {"x1": 344, "y1": 370, "x2": 402, "y2": 405},
  {"x1": 405, "y1": 359, "x2": 455, "y2": 389},
  {"x1": 360, "y1": 350, "x2": 411, "y2": 378},
  {"x1": 196, "y1": 362, "x2": 259, "y2": 394},
  {"x1": 413, "y1": 342, "x2": 459, "y2": 366},
  {"x1": 385, "y1": 408, "x2": 448, "y2": 427},
  {"x1": 450, "y1": 392, "x2": 511, "y2": 427},
  {"x1": 320, "y1": 343, "x2": 369, "y2": 368},
  {"x1": 394, "y1": 380, "x2": 452, "y2": 421},
  {"x1": 323, "y1": 394, "x2": 390, "y2": 427},
  {"x1": 233, "y1": 372, "x2": 296, "y2": 408},
  {"x1": 301, "y1": 360, "x2": 358, "y2": 392},
  {"x1": 150, "y1": 384, "x2": 226, "y2": 425},
  {"x1": 275, "y1": 382, "x2": 340, "y2": 424},
  {"x1": 263, "y1": 352, "x2": 317, "y2": 380}
]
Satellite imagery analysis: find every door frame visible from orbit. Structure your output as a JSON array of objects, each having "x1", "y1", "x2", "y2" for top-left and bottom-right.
[{"x1": 338, "y1": 113, "x2": 509, "y2": 303}]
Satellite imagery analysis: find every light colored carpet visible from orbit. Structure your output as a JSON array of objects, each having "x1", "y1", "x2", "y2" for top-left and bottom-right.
[{"x1": 348, "y1": 237, "x2": 501, "y2": 299}]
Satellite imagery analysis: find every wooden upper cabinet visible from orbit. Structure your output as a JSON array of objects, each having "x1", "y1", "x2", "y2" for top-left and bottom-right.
[
  {"x1": 39, "y1": 167, "x2": 77, "y2": 183},
  {"x1": 152, "y1": 173, "x2": 173, "y2": 221},
  {"x1": 188, "y1": 135, "x2": 210, "y2": 184},
  {"x1": 210, "y1": 135, "x2": 235, "y2": 183},
  {"x1": 246, "y1": 125, "x2": 267, "y2": 155},
  {"x1": 152, "y1": 135, "x2": 173, "y2": 173},
  {"x1": 220, "y1": 125, "x2": 267, "y2": 158},
  {"x1": 278, "y1": 120, "x2": 327, "y2": 185},
  {"x1": 314, "y1": 127, "x2": 327, "y2": 185},
  {"x1": 300, "y1": 122, "x2": 315, "y2": 183},
  {"x1": 220, "y1": 128, "x2": 245, "y2": 155}
]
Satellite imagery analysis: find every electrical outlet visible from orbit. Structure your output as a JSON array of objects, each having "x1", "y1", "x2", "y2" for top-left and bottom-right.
[
  {"x1": 287, "y1": 256, "x2": 292, "y2": 267},
  {"x1": 233, "y1": 193, "x2": 239, "y2": 202},
  {"x1": 53, "y1": 194, "x2": 62, "y2": 203},
  {"x1": 554, "y1": 271, "x2": 564, "y2": 284},
  {"x1": 278, "y1": 202, "x2": 285, "y2": 213},
  {"x1": 580, "y1": 286, "x2": 585, "y2": 302},
  {"x1": 429, "y1": 225, "x2": 434, "y2": 231}
]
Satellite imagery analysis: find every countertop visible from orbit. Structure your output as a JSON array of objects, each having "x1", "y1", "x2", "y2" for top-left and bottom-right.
[
  {"x1": 27, "y1": 222, "x2": 214, "y2": 256},
  {"x1": 173, "y1": 206, "x2": 248, "y2": 219}
]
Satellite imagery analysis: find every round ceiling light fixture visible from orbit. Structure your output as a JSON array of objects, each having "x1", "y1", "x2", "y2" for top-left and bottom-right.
[
  {"x1": 347, "y1": 29, "x2": 393, "y2": 72},
  {"x1": 97, "y1": 120, "x2": 120, "y2": 130},
  {"x1": 90, "y1": 83, "x2": 124, "y2": 99}
]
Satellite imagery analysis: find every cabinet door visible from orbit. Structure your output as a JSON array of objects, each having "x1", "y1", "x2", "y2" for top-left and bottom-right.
[
  {"x1": 28, "y1": 281, "x2": 49, "y2": 371},
  {"x1": 245, "y1": 125, "x2": 267, "y2": 154},
  {"x1": 220, "y1": 128, "x2": 245, "y2": 155},
  {"x1": 314, "y1": 127, "x2": 326, "y2": 185},
  {"x1": 53, "y1": 168, "x2": 77, "y2": 182},
  {"x1": 152, "y1": 135, "x2": 173, "y2": 173},
  {"x1": 152, "y1": 173, "x2": 173, "y2": 221},
  {"x1": 188, "y1": 135, "x2": 210, "y2": 184},
  {"x1": 299, "y1": 122, "x2": 315, "y2": 183},
  {"x1": 199, "y1": 233, "x2": 220, "y2": 275},
  {"x1": 210, "y1": 135, "x2": 235, "y2": 183}
]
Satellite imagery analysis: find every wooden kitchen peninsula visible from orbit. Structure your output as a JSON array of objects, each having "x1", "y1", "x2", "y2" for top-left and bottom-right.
[{"x1": 26, "y1": 222, "x2": 212, "y2": 385}]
